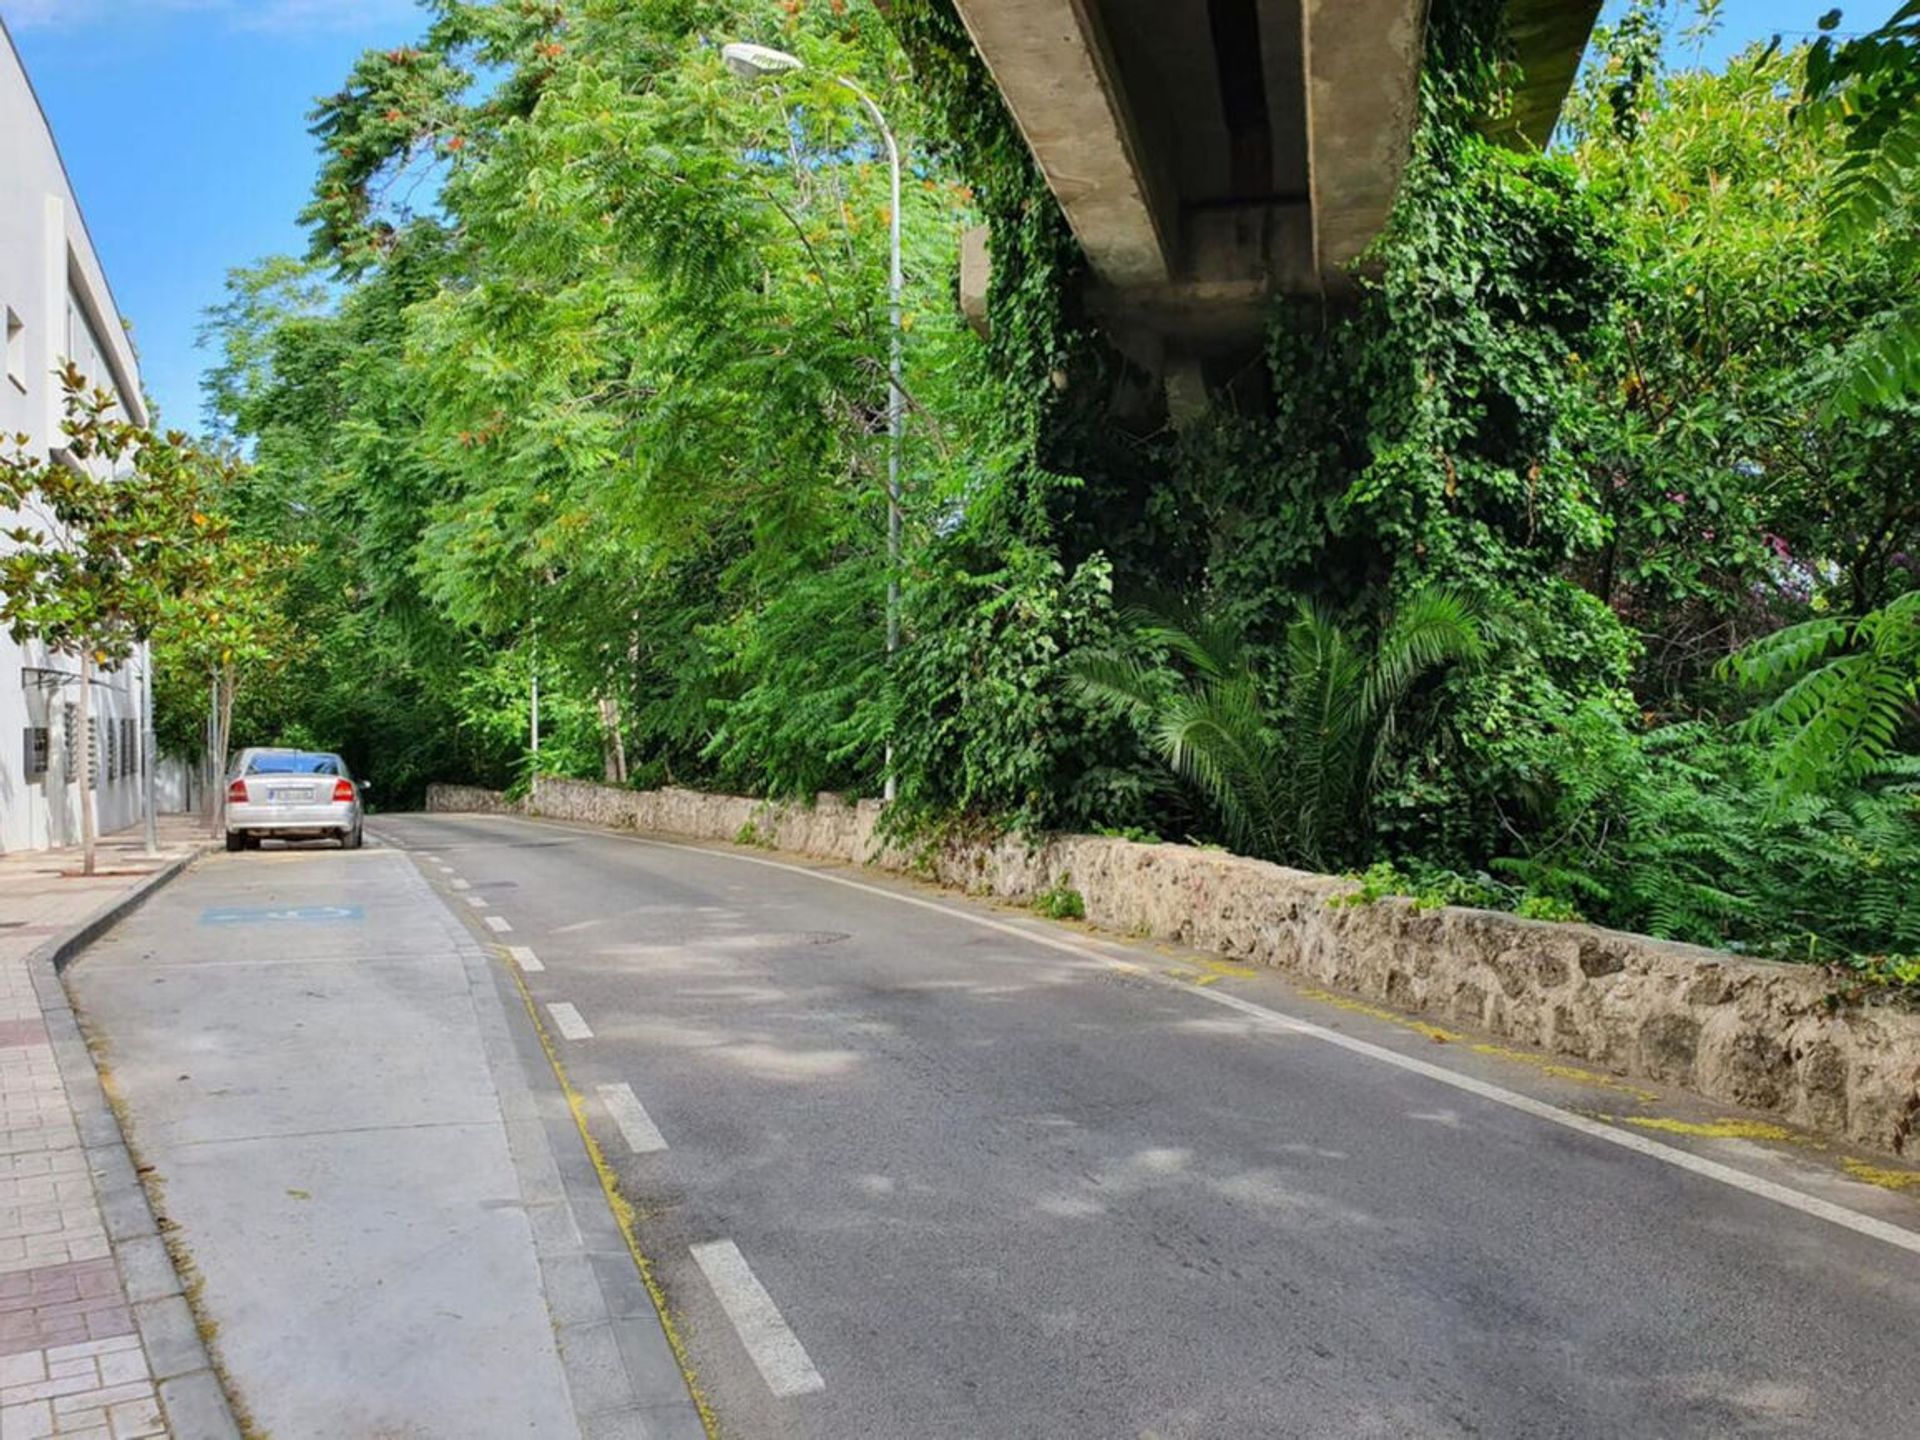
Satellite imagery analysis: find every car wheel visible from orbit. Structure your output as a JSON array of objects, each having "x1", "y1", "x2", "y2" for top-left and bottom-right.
[
  {"x1": 343, "y1": 827, "x2": 363, "y2": 850},
  {"x1": 225, "y1": 831, "x2": 243, "y2": 853},
  {"x1": 243, "y1": 833, "x2": 263, "y2": 850}
]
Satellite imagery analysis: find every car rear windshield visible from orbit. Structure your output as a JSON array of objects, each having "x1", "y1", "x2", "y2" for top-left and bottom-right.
[{"x1": 245, "y1": 753, "x2": 343, "y2": 776}]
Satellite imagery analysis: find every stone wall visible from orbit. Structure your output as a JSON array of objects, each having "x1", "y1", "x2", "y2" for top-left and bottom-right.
[
  {"x1": 425, "y1": 779, "x2": 1920, "y2": 1156},
  {"x1": 423, "y1": 783, "x2": 520, "y2": 816}
]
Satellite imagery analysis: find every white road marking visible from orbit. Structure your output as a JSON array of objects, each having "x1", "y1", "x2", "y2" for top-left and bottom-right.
[
  {"x1": 507, "y1": 945, "x2": 545, "y2": 973},
  {"x1": 451, "y1": 878, "x2": 471, "y2": 890},
  {"x1": 465, "y1": 894, "x2": 489, "y2": 908},
  {"x1": 498, "y1": 814, "x2": 1920, "y2": 1259},
  {"x1": 597, "y1": 1083, "x2": 668, "y2": 1154},
  {"x1": 690, "y1": 1240, "x2": 824, "y2": 1397},
  {"x1": 547, "y1": 1003, "x2": 593, "y2": 1040},
  {"x1": 484, "y1": 915, "x2": 513, "y2": 933}
]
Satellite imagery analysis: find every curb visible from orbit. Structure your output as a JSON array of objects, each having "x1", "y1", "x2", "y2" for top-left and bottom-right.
[{"x1": 24, "y1": 843, "x2": 245, "y2": 1440}]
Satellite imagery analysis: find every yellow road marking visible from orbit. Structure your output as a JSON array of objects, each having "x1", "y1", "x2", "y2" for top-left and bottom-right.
[
  {"x1": 1843, "y1": 1158, "x2": 1920, "y2": 1192},
  {"x1": 1296, "y1": 988, "x2": 1659, "y2": 1100},
  {"x1": 502, "y1": 961, "x2": 721, "y2": 1437},
  {"x1": 1619, "y1": 1116, "x2": 1797, "y2": 1143}
]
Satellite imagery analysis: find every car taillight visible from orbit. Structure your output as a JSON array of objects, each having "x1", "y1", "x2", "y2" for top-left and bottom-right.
[
  {"x1": 333, "y1": 779, "x2": 355, "y2": 802},
  {"x1": 227, "y1": 779, "x2": 248, "y2": 803}
]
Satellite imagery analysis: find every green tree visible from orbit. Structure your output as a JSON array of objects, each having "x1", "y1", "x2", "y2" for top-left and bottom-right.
[
  {"x1": 1720, "y1": 591, "x2": 1920, "y2": 793},
  {"x1": 0, "y1": 370, "x2": 216, "y2": 872},
  {"x1": 1804, "y1": 2, "x2": 1920, "y2": 414}
]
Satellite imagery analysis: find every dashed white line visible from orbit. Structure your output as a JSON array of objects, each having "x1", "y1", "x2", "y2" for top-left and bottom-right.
[
  {"x1": 547, "y1": 1003, "x2": 593, "y2": 1040},
  {"x1": 506, "y1": 945, "x2": 545, "y2": 973},
  {"x1": 465, "y1": 894, "x2": 489, "y2": 908},
  {"x1": 450, "y1": 878, "x2": 471, "y2": 890},
  {"x1": 497, "y1": 813, "x2": 1920, "y2": 1260},
  {"x1": 690, "y1": 1240, "x2": 824, "y2": 1397},
  {"x1": 484, "y1": 915, "x2": 513, "y2": 933},
  {"x1": 597, "y1": 1083, "x2": 668, "y2": 1154}
]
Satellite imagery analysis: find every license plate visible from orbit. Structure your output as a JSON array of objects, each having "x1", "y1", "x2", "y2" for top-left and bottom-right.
[{"x1": 267, "y1": 787, "x2": 312, "y2": 802}]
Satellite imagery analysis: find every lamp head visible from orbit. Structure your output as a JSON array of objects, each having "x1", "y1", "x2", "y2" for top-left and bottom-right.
[{"x1": 722, "y1": 42, "x2": 805, "y2": 80}]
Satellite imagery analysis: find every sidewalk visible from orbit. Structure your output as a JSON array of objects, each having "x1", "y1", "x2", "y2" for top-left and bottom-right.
[
  {"x1": 61, "y1": 839, "x2": 700, "y2": 1439},
  {"x1": 0, "y1": 816, "x2": 230, "y2": 1440}
]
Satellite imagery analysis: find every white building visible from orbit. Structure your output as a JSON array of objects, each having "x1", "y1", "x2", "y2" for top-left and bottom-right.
[{"x1": 0, "y1": 19, "x2": 152, "y2": 854}]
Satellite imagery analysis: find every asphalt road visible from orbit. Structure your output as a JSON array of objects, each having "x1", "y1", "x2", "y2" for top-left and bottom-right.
[{"x1": 377, "y1": 812, "x2": 1920, "y2": 1440}]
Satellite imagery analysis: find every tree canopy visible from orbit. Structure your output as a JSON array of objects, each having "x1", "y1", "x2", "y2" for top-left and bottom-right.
[{"x1": 148, "y1": 0, "x2": 1916, "y2": 978}]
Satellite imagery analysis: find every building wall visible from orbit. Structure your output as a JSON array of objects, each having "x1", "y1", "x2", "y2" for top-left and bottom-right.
[{"x1": 0, "y1": 21, "x2": 151, "y2": 854}]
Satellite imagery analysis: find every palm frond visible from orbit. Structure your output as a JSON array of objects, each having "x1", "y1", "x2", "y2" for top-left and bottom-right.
[
  {"x1": 1067, "y1": 650, "x2": 1163, "y2": 723},
  {"x1": 1361, "y1": 585, "x2": 1487, "y2": 740},
  {"x1": 1155, "y1": 675, "x2": 1278, "y2": 856}
]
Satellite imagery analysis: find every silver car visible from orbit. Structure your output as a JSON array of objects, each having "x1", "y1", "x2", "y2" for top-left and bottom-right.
[{"x1": 225, "y1": 748, "x2": 365, "y2": 851}]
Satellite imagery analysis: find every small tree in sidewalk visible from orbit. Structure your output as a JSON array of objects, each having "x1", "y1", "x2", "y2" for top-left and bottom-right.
[
  {"x1": 0, "y1": 368, "x2": 221, "y2": 873},
  {"x1": 154, "y1": 538, "x2": 303, "y2": 831}
]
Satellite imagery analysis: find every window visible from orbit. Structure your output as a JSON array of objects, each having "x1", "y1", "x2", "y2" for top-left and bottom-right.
[
  {"x1": 103, "y1": 719, "x2": 115, "y2": 782},
  {"x1": 65, "y1": 708, "x2": 101, "y2": 788},
  {"x1": 5, "y1": 308, "x2": 23, "y2": 394},
  {"x1": 246, "y1": 752, "x2": 343, "y2": 777},
  {"x1": 123, "y1": 717, "x2": 137, "y2": 777},
  {"x1": 23, "y1": 727, "x2": 49, "y2": 782}
]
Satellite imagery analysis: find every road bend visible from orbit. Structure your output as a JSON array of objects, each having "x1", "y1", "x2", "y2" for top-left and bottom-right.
[{"x1": 349, "y1": 812, "x2": 1920, "y2": 1440}]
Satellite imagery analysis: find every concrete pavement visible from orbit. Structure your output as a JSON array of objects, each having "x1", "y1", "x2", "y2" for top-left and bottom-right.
[
  {"x1": 64, "y1": 842, "x2": 702, "y2": 1440},
  {"x1": 375, "y1": 811, "x2": 1920, "y2": 1440}
]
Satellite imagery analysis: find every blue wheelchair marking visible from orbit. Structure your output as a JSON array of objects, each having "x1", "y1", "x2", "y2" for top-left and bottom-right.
[{"x1": 200, "y1": 905, "x2": 365, "y2": 926}]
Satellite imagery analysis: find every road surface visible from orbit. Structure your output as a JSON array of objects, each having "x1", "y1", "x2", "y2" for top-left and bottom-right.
[
  {"x1": 66, "y1": 811, "x2": 1920, "y2": 1439},
  {"x1": 370, "y1": 812, "x2": 1920, "y2": 1440}
]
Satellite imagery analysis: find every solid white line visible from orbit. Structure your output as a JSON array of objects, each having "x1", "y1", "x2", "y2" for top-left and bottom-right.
[
  {"x1": 690, "y1": 1240, "x2": 824, "y2": 1397},
  {"x1": 597, "y1": 1083, "x2": 668, "y2": 1154},
  {"x1": 507, "y1": 945, "x2": 545, "y2": 973},
  {"x1": 494, "y1": 813, "x2": 1920, "y2": 1258},
  {"x1": 450, "y1": 878, "x2": 471, "y2": 890},
  {"x1": 465, "y1": 894, "x2": 489, "y2": 908},
  {"x1": 547, "y1": 1002, "x2": 593, "y2": 1041},
  {"x1": 484, "y1": 914, "x2": 513, "y2": 933}
]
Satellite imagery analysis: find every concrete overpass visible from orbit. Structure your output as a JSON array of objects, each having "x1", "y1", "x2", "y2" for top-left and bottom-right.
[{"x1": 948, "y1": 0, "x2": 1599, "y2": 394}]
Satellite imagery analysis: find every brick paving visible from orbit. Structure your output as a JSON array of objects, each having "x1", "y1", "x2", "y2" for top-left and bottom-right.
[{"x1": 0, "y1": 820, "x2": 212, "y2": 1440}]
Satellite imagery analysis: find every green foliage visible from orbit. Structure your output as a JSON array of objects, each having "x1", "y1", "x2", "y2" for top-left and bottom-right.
[
  {"x1": 1563, "y1": 24, "x2": 1920, "y2": 688},
  {"x1": 0, "y1": 369, "x2": 217, "y2": 666},
  {"x1": 1514, "y1": 893, "x2": 1583, "y2": 923},
  {"x1": 1496, "y1": 713, "x2": 1920, "y2": 961},
  {"x1": 178, "y1": 0, "x2": 1920, "y2": 975},
  {"x1": 1031, "y1": 880, "x2": 1085, "y2": 921},
  {"x1": 893, "y1": 546, "x2": 1130, "y2": 829},
  {"x1": 1332, "y1": 860, "x2": 1506, "y2": 913},
  {"x1": 733, "y1": 819, "x2": 775, "y2": 850},
  {"x1": 1803, "y1": 2, "x2": 1920, "y2": 415},
  {"x1": 1073, "y1": 588, "x2": 1485, "y2": 870},
  {"x1": 1720, "y1": 593, "x2": 1920, "y2": 793}
]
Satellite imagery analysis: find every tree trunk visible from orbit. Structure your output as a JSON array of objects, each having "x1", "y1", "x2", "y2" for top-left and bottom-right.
[
  {"x1": 599, "y1": 695, "x2": 628, "y2": 784},
  {"x1": 140, "y1": 641, "x2": 158, "y2": 856},
  {"x1": 202, "y1": 672, "x2": 219, "y2": 832},
  {"x1": 212, "y1": 667, "x2": 236, "y2": 834},
  {"x1": 76, "y1": 649, "x2": 97, "y2": 877}
]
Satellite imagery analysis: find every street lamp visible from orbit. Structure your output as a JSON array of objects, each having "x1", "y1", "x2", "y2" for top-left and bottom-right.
[{"x1": 723, "y1": 41, "x2": 905, "y2": 804}]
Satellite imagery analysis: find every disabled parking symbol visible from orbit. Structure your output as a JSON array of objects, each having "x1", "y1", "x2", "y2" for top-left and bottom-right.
[{"x1": 199, "y1": 905, "x2": 366, "y2": 926}]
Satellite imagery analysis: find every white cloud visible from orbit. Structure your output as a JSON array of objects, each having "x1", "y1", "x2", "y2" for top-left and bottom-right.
[{"x1": 3, "y1": 0, "x2": 422, "y2": 34}]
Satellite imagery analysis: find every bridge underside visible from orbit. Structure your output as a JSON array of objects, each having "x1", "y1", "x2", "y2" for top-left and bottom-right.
[{"x1": 946, "y1": 0, "x2": 1599, "y2": 388}]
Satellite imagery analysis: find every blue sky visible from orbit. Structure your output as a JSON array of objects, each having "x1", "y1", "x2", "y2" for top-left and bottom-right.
[
  {"x1": 2, "y1": 0, "x2": 427, "y2": 433},
  {"x1": 1, "y1": 0, "x2": 1905, "y2": 437}
]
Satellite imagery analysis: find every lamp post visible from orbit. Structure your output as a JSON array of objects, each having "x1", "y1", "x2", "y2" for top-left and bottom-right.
[{"x1": 723, "y1": 42, "x2": 904, "y2": 803}]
